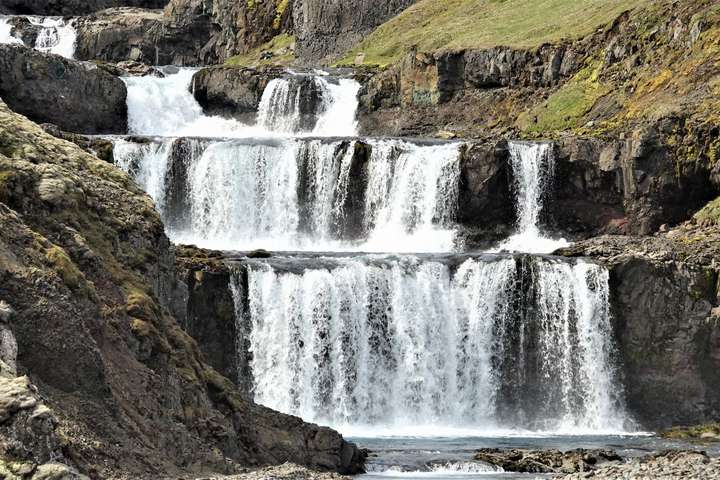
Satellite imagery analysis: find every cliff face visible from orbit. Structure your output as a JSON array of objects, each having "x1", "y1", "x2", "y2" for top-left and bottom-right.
[
  {"x1": 292, "y1": 0, "x2": 417, "y2": 62},
  {"x1": 0, "y1": 101, "x2": 363, "y2": 478},
  {"x1": 0, "y1": 0, "x2": 167, "y2": 15}
]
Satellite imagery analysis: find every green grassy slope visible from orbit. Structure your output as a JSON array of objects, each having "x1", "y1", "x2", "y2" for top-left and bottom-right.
[{"x1": 339, "y1": 0, "x2": 649, "y2": 66}]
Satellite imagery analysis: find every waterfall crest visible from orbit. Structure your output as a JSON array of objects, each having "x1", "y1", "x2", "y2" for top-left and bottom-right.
[{"x1": 231, "y1": 254, "x2": 629, "y2": 436}]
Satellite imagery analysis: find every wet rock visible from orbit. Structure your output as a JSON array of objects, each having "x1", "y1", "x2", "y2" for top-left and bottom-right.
[
  {"x1": 0, "y1": 44, "x2": 127, "y2": 134},
  {"x1": 192, "y1": 66, "x2": 284, "y2": 121},
  {"x1": 197, "y1": 463, "x2": 350, "y2": 479},
  {"x1": 474, "y1": 448, "x2": 622, "y2": 474}
]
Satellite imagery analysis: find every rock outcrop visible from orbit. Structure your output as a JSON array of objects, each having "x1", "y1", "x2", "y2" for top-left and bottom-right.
[
  {"x1": 558, "y1": 451, "x2": 720, "y2": 480},
  {"x1": 559, "y1": 220, "x2": 720, "y2": 428},
  {"x1": 0, "y1": 45, "x2": 127, "y2": 134},
  {"x1": 191, "y1": 66, "x2": 284, "y2": 121},
  {"x1": 0, "y1": 99, "x2": 364, "y2": 477},
  {"x1": 474, "y1": 448, "x2": 622, "y2": 474},
  {"x1": 0, "y1": 0, "x2": 167, "y2": 16},
  {"x1": 292, "y1": 0, "x2": 417, "y2": 62}
]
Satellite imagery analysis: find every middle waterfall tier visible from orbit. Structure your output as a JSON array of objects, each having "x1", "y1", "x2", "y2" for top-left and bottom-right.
[{"x1": 114, "y1": 137, "x2": 462, "y2": 252}]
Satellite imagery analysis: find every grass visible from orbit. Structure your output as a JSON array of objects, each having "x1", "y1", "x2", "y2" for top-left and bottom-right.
[
  {"x1": 225, "y1": 33, "x2": 295, "y2": 68},
  {"x1": 517, "y1": 60, "x2": 610, "y2": 133},
  {"x1": 338, "y1": 0, "x2": 649, "y2": 67}
]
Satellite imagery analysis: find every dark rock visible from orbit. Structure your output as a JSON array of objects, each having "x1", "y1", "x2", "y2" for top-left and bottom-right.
[
  {"x1": 4, "y1": 16, "x2": 41, "y2": 46},
  {"x1": 474, "y1": 448, "x2": 622, "y2": 474},
  {"x1": 0, "y1": 44, "x2": 127, "y2": 134},
  {"x1": 0, "y1": 0, "x2": 168, "y2": 16},
  {"x1": 247, "y1": 249, "x2": 272, "y2": 259},
  {"x1": 192, "y1": 66, "x2": 284, "y2": 121},
  {"x1": 40, "y1": 123, "x2": 116, "y2": 162},
  {"x1": 293, "y1": 0, "x2": 418, "y2": 62}
]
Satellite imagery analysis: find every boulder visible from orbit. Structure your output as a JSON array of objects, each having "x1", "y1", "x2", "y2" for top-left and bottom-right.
[
  {"x1": 0, "y1": 44, "x2": 127, "y2": 134},
  {"x1": 474, "y1": 448, "x2": 622, "y2": 474},
  {"x1": 192, "y1": 66, "x2": 284, "y2": 121}
]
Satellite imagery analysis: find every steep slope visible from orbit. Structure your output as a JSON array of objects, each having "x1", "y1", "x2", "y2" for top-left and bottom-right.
[
  {"x1": 339, "y1": 0, "x2": 649, "y2": 67},
  {"x1": 0, "y1": 101, "x2": 363, "y2": 478}
]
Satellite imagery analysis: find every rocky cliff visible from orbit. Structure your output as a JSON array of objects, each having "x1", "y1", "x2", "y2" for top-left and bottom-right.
[
  {"x1": 0, "y1": 101, "x2": 364, "y2": 478},
  {"x1": 0, "y1": 0, "x2": 167, "y2": 15}
]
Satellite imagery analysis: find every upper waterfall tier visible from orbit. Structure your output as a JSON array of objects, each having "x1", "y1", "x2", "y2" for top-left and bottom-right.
[
  {"x1": 229, "y1": 253, "x2": 631, "y2": 436},
  {"x1": 122, "y1": 68, "x2": 360, "y2": 138},
  {"x1": 0, "y1": 16, "x2": 76, "y2": 58},
  {"x1": 114, "y1": 137, "x2": 461, "y2": 252}
]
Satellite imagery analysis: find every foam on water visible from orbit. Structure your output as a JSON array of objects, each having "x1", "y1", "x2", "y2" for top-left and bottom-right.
[{"x1": 0, "y1": 17, "x2": 24, "y2": 45}]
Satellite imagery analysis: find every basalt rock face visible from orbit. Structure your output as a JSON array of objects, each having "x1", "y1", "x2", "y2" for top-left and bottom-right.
[
  {"x1": 551, "y1": 123, "x2": 719, "y2": 237},
  {"x1": 292, "y1": 0, "x2": 418, "y2": 62},
  {"x1": 0, "y1": 100, "x2": 364, "y2": 477},
  {"x1": 74, "y1": 8, "x2": 204, "y2": 66},
  {"x1": 559, "y1": 223, "x2": 720, "y2": 429},
  {"x1": 162, "y1": 0, "x2": 294, "y2": 65},
  {"x1": 192, "y1": 67, "x2": 284, "y2": 121},
  {"x1": 0, "y1": 0, "x2": 167, "y2": 15},
  {"x1": 0, "y1": 45, "x2": 127, "y2": 134}
]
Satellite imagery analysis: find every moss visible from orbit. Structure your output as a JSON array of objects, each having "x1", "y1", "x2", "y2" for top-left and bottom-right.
[
  {"x1": 273, "y1": 0, "x2": 290, "y2": 30},
  {"x1": 45, "y1": 245, "x2": 85, "y2": 291},
  {"x1": 694, "y1": 197, "x2": 720, "y2": 227},
  {"x1": 661, "y1": 423, "x2": 720, "y2": 441},
  {"x1": 125, "y1": 289, "x2": 159, "y2": 322},
  {"x1": 518, "y1": 61, "x2": 609, "y2": 133},
  {"x1": 224, "y1": 33, "x2": 295, "y2": 68}
]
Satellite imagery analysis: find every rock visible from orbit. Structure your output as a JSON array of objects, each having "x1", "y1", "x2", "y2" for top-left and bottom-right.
[
  {"x1": 198, "y1": 463, "x2": 349, "y2": 479},
  {"x1": 293, "y1": 0, "x2": 418, "y2": 62},
  {"x1": 0, "y1": 99, "x2": 365, "y2": 477},
  {"x1": 192, "y1": 66, "x2": 284, "y2": 121},
  {"x1": 0, "y1": 44, "x2": 127, "y2": 134},
  {"x1": 0, "y1": 0, "x2": 167, "y2": 16},
  {"x1": 474, "y1": 448, "x2": 622, "y2": 474},
  {"x1": 557, "y1": 451, "x2": 720, "y2": 480}
]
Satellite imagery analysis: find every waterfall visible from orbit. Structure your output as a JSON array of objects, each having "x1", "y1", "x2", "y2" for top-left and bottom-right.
[
  {"x1": 0, "y1": 16, "x2": 76, "y2": 58},
  {"x1": 113, "y1": 138, "x2": 461, "y2": 252},
  {"x1": 123, "y1": 68, "x2": 250, "y2": 138},
  {"x1": 123, "y1": 69, "x2": 360, "y2": 138},
  {"x1": 257, "y1": 75, "x2": 360, "y2": 136},
  {"x1": 495, "y1": 141, "x2": 569, "y2": 253},
  {"x1": 231, "y1": 254, "x2": 628, "y2": 435},
  {"x1": 0, "y1": 17, "x2": 24, "y2": 45},
  {"x1": 32, "y1": 17, "x2": 76, "y2": 58}
]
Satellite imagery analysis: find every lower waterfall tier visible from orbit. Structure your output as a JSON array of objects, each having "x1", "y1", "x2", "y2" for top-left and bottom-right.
[{"x1": 229, "y1": 253, "x2": 633, "y2": 435}]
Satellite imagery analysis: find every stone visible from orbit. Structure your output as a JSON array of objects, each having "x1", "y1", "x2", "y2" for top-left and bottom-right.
[
  {"x1": 0, "y1": 0, "x2": 167, "y2": 16},
  {"x1": 474, "y1": 448, "x2": 622, "y2": 474},
  {"x1": 0, "y1": 44, "x2": 127, "y2": 134}
]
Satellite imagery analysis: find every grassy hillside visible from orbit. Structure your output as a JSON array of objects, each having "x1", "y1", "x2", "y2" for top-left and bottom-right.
[{"x1": 339, "y1": 0, "x2": 649, "y2": 66}]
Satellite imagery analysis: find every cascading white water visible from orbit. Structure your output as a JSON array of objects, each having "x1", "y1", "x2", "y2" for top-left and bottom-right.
[
  {"x1": 257, "y1": 75, "x2": 360, "y2": 136},
  {"x1": 0, "y1": 17, "x2": 24, "y2": 45},
  {"x1": 113, "y1": 138, "x2": 461, "y2": 252},
  {"x1": 233, "y1": 255, "x2": 628, "y2": 436},
  {"x1": 123, "y1": 68, "x2": 361, "y2": 138},
  {"x1": 0, "y1": 16, "x2": 76, "y2": 58},
  {"x1": 495, "y1": 141, "x2": 569, "y2": 253},
  {"x1": 123, "y1": 68, "x2": 251, "y2": 137}
]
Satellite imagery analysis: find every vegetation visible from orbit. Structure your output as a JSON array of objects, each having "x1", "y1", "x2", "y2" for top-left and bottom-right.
[
  {"x1": 339, "y1": 0, "x2": 650, "y2": 67},
  {"x1": 225, "y1": 33, "x2": 295, "y2": 67},
  {"x1": 695, "y1": 197, "x2": 720, "y2": 227}
]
